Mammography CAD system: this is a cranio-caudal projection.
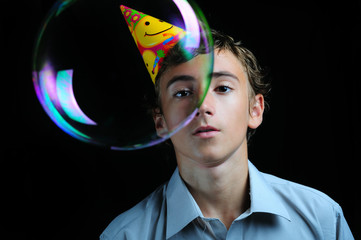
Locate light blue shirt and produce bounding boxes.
[100,161,354,239]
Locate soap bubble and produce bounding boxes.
[32,0,213,150]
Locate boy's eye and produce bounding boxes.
[174,89,193,98]
[216,85,232,93]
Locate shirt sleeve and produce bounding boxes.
[335,204,354,240]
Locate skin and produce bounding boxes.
[154,49,265,229]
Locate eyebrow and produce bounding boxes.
[166,71,239,89]
[166,75,196,89]
[212,71,239,81]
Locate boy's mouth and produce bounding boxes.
[193,125,220,138]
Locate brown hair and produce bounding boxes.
[152,29,271,141]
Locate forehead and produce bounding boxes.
[159,49,247,88]
[213,49,246,78]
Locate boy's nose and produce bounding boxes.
[195,92,215,118]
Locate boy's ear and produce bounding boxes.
[153,109,168,137]
[248,94,265,129]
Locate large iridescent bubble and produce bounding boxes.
[32,0,213,150]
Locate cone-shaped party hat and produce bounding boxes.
[120,5,186,84]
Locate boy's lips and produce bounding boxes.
[192,125,220,138]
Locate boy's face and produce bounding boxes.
[154,49,264,166]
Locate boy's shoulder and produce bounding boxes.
[100,184,167,240]
[263,171,337,202]
[261,171,343,217]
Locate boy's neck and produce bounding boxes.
[177,142,250,230]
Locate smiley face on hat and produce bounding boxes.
[120,5,186,83]
[134,15,184,48]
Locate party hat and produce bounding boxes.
[120,5,186,84]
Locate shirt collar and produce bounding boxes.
[165,161,291,238]
[247,161,291,221]
[166,169,200,239]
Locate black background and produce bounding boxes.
[1,0,360,239]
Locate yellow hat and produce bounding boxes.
[120,5,186,84]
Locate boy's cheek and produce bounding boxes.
[162,101,198,127]
[163,108,189,130]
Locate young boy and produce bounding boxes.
[100,30,354,239]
